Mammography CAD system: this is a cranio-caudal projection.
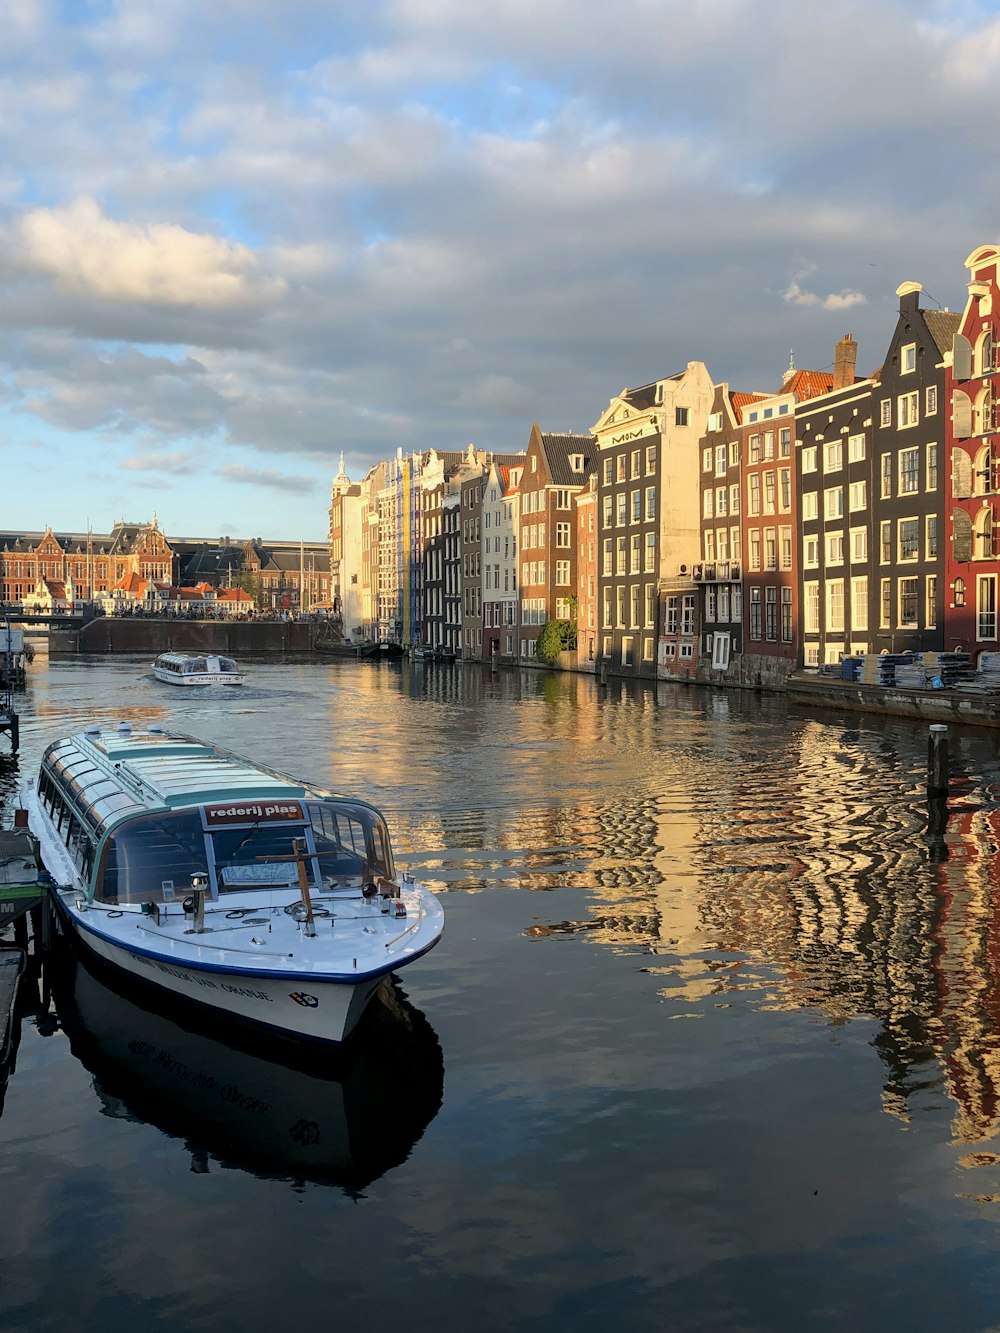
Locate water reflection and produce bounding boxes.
[47,948,444,1192]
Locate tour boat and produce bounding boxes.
[152,652,244,686]
[21,724,445,1045]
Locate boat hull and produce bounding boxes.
[50,892,402,1045]
[152,667,244,686]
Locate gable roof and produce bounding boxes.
[538,432,597,486]
[923,309,961,356]
[784,369,834,402]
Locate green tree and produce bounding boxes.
[534,618,576,666]
[233,570,263,609]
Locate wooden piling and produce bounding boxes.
[928,724,949,795]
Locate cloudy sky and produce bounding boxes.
[2,0,1000,542]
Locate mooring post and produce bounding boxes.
[928,724,949,795]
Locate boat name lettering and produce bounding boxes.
[219,1085,270,1114]
[204,801,305,826]
[220,983,272,1002]
[134,954,221,989]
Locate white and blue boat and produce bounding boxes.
[152,652,244,686]
[22,724,444,1044]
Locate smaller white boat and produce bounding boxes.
[152,651,244,686]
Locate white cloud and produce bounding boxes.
[783,281,867,312]
[7,197,286,310]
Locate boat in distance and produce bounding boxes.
[20,724,445,1044]
[152,651,244,686]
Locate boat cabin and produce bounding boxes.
[36,727,394,906]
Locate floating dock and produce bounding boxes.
[0,828,42,1067]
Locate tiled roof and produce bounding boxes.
[539,433,597,486]
[924,309,961,356]
[784,370,834,402]
[731,392,768,422]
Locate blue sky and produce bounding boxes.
[3,0,1000,542]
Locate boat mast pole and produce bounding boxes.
[291,837,316,937]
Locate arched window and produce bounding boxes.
[952,448,974,498]
[976,505,996,559]
[976,382,997,435]
[975,443,995,494]
[953,509,973,562]
[955,577,966,607]
[978,326,997,377]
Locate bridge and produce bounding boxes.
[2,608,98,627]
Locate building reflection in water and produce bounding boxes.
[321,663,1000,1160]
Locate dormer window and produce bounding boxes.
[570,454,584,472]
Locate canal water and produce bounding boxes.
[2,652,1000,1332]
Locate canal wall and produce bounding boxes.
[50,619,318,655]
[786,672,1000,728]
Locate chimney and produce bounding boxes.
[833,334,858,390]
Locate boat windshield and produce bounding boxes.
[94,800,393,904]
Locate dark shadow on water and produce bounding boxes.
[45,943,445,1193]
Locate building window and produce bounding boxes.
[779,427,791,457]
[804,581,819,634]
[645,488,656,520]
[898,518,920,561]
[681,595,695,635]
[976,506,996,559]
[926,515,938,559]
[926,385,938,416]
[665,596,678,634]
[848,433,866,462]
[849,480,867,511]
[780,527,792,570]
[748,474,761,515]
[675,407,689,427]
[730,483,740,516]
[645,532,655,572]
[898,391,919,428]
[880,578,891,628]
[556,522,571,547]
[898,577,918,627]
[764,471,776,513]
[826,579,845,633]
[851,527,868,563]
[646,445,657,474]
[926,575,937,628]
[926,443,938,491]
[824,441,843,472]
[714,444,726,476]
[899,447,920,495]
[880,399,891,427]
[881,453,892,498]
[555,560,570,585]
[702,448,712,473]
[631,491,642,523]
[765,587,777,641]
[749,587,761,640]
[826,532,845,566]
[852,576,868,632]
[824,487,844,520]
[779,468,791,511]
[901,342,916,373]
[802,492,818,521]
[781,587,792,642]
[749,434,761,462]
[954,577,965,608]
[802,447,817,473]
[804,535,819,568]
